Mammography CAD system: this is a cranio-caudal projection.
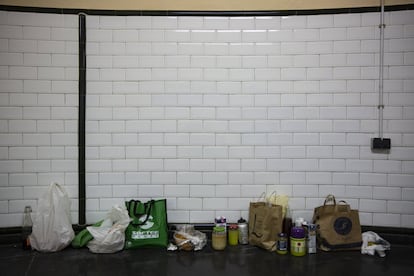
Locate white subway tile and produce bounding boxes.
[334,14,361,27]
[280,172,306,185]
[203,172,228,185]
[191,30,215,42]
[401,215,414,228]
[177,198,202,210]
[215,159,240,172]
[113,30,139,42]
[151,172,176,185]
[307,146,332,158]
[334,40,361,53]
[293,159,318,171]
[267,159,292,171]
[99,42,126,56]
[281,68,306,80]
[347,26,375,40]
[332,172,359,185]
[293,133,319,145]
[306,120,332,132]
[228,17,254,29]
[242,133,267,145]
[0,25,22,39]
[268,29,293,41]
[203,17,228,29]
[281,42,306,55]
[176,172,201,185]
[293,28,320,41]
[242,30,267,42]
[319,159,346,171]
[281,146,306,158]
[373,160,402,173]
[114,159,138,172]
[189,210,215,223]
[203,120,228,133]
[255,42,281,55]
[268,107,293,119]
[307,15,333,28]
[178,120,203,133]
[228,43,255,56]
[151,16,177,29]
[268,133,293,145]
[0,53,23,66]
[126,17,151,29]
[390,10,414,25]
[306,41,333,54]
[152,42,178,55]
[306,172,331,185]
[204,198,229,210]
[281,16,307,29]
[124,43,151,56]
[255,68,281,80]
[346,159,373,172]
[241,159,266,171]
[189,185,215,198]
[0,187,23,200]
[178,43,204,55]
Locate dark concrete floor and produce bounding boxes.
[1,243,413,276]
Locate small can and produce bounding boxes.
[276,233,288,255]
[237,217,248,245]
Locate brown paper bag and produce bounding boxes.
[248,201,283,251]
[312,195,362,251]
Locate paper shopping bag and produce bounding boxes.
[124,199,168,248]
[312,195,362,251]
[248,201,283,252]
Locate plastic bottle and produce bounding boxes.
[237,217,248,245]
[282,206,292,239]
[290,218,306,256]
[22,206,33,250]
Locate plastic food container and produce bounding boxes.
[212,226,227,250]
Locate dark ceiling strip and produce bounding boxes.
[0,4,413,16]
[78,14,86,226]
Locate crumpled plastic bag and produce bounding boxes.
[30,182,75,252]
[361,231,391,257]
[86,205,131,253]
[172,224,207,251]
[265,192,289,217]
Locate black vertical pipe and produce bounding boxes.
[78,14,86,225]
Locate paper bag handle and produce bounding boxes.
[323,194,336,206]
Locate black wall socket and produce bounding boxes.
[371,138,391,150]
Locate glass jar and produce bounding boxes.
[276,233,288,255]
[228,224,238,246]
[212,226,227,250]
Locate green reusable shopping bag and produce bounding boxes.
[124,199,168,249]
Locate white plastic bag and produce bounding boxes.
[361,231,391,257]
[30,182,75,252]
[86,205,130,253]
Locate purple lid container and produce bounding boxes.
[290,226,305,239]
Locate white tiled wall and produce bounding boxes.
[0,10,413,228]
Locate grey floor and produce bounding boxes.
[1,242,413,276]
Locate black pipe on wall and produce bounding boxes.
[78,14,86,225]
